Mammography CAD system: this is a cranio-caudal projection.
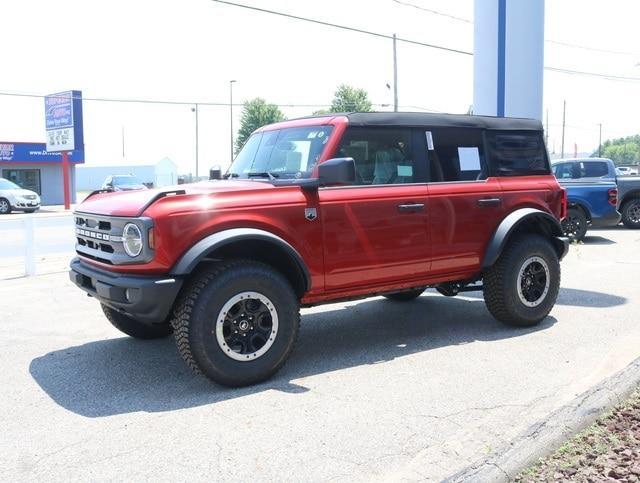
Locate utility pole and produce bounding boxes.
[545,109,549,147]
[561,100,566,158]
[192,104,199,178]
[598,123,602,157]
[392,33,398,112]
[230,80,237,163]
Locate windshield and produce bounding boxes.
[112,175,142,186]
[0,178,19,190]
[227,125,334,179]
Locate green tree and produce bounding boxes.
[595,134,640,165]
[235,98,286,153]
[329,84,373,113]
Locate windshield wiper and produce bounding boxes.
[223,172,239,179]
[247,171,280,180]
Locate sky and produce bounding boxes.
[0,0,639,174]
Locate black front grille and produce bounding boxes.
[74,212,153,265]
[75,215,115,257]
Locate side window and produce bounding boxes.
[554,163,575,179]
[335,127,414,185]
[426,128,487,182]
[486,130,549,176]
[582,161,609,178]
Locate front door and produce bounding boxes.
[319,127,430,292]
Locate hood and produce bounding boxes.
[76,180,276,217]
[13,189,39,198]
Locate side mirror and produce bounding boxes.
[209,166,222,180]
[318,157,356,186]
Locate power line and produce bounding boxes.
[0,90,442,111]
[544,67,640,83]
[212,0,640,83]
[390,0,471,23]
[209,0,473,56]
[546,39,639,57]
[390,0,639,57]
[0,91,331,108]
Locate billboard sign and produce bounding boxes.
[0,142,84,163]
[44,90,84,152]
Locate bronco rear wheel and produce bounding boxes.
[171,260,300,387]
[383,288,425,301]
[101,304,173,339]
[483,234,560,327]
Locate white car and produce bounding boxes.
[616,166,638,176]
[0,178,41,214]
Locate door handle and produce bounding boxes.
[397,203,425,212]
[477,198,502,207]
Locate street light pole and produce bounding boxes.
[392,33,398,112]
[193,104,199,178]
[560,100,566,158]
[598,123,602,157]
[230,80,237,163]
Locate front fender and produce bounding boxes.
[170,228,311,291]
[482,208,567,268]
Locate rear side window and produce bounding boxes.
[426,128,487,182]
[580,161,608,178]
[486,131,549,176]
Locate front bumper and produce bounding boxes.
[69,257,183,324]
[12,200,40,209]
[589,210,622,228]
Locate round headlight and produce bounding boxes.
[122,223,143,257]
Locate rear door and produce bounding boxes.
[424,127,505,276]
[319,126,430,291]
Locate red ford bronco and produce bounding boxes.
[70,112,568,386]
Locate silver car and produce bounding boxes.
[0,178,41,214]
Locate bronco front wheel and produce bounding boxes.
[483,234,560,327]
[171,260,300,387]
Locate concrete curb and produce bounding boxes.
[445,356,640,482]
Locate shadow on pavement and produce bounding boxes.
[462,286,626,309]
[581,235,615,245]
[30,295,556,418]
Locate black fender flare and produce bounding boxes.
[171,228,311,292]
[481,208,567,268]
[566,201,591,222]
[620,189,640,207]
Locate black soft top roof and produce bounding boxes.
[341,112,542,131]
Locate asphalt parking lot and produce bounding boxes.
[2,227,639,481]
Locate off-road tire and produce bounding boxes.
[621,197,640,229]
[101,304,173,339]
[171,260,300,387]
[383,288,425,301]
[0,198,11,214]
[561,207,588,242]
[483,234,560,327]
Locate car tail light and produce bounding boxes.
[560,187,567,220]
[608,188,618,206]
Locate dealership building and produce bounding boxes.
[0,142,83,205]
